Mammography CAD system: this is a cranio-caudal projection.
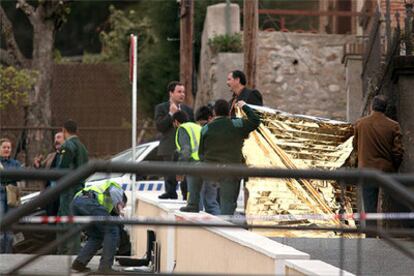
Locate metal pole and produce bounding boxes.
[131,34,138,220]
[2,162,414,230]
[2,167,414,186]
[243,0,258,88]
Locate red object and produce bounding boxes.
[129,35,135,83]
[41,216,49,224]
[258,9,364,17]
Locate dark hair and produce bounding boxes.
[63,120,78,134]
[172,111,189,124]
[167,81,183,94]
[122,193,128,204]
[231,70,246,86]
[372,95,387,113]
[195,106,213,122]
[214,99,230,117]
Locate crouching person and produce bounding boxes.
[71,180,127,273]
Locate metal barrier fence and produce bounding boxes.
[1,161,414,275]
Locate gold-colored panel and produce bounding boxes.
[238,106,357,238]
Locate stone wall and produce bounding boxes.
[257,32,356,120]
[196,4,358,121]
[195,3,240,109]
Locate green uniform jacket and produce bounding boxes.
[58,135,89,215]
[199,105,260,164]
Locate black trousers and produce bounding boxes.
[163,155,178,195]
[162,155,188,199]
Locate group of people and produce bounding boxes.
[0,121,89,253]
[0,67,406,271]
[1,120,125,273]
[154,70,263,215]
[155,69,406,225]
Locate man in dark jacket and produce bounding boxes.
[57,119,89,254]
[353,95,404,228]
[227,70,263,207]
[227,70,263,117]
[199,99,260,215]
[34,131,64,216]
[154,81,194,199]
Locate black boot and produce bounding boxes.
[158,192,178,199]
[71,260,91,272]
[180,205,199,213]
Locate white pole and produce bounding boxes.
[131,34,138,219]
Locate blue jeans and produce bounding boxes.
[1,185,13,253]
[362,185,379,228]
[71,196,120,270]
[200,180,220,215]
[218,177,241,215]
[186,174,220,215]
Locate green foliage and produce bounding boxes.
[0,66,37,109]
[208,33,243,54]
[86,5,157,63]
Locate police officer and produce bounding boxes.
[57,120,88,254]
[173,110,220,214]
[71,180,127,273]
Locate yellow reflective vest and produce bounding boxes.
[175,122,201,161]
[75,180,122,213]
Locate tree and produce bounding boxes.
[83,5,157,63]
[0,65,37,109]
[1,0,71,163]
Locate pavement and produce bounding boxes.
[272,237,414,276]
[0,254,151,275]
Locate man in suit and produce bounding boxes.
[57,119,89,254]
[227,70,263,117]
[34,131,64,216]
[353,95,404,228]
[154,81,194,199]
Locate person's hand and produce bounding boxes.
[116,202,125,216]
[33,155,43,168]
[236,100,246,108]
[169,102,179,114]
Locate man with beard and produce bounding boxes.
[34,131,64,216]
[227,70,263,117]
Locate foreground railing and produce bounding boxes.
[1,161,413,275]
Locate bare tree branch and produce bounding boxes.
[0,5,27,67]
[0,49,16,66]
[16,0,35,20]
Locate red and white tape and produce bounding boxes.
[19,212,414,224]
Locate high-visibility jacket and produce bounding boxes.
[175,122,202,161]
[75,180,122,213]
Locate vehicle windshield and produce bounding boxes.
[86,144,149,182]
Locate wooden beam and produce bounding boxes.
[180,0,194,107]
[243,0,258,88]
[319,0,329,33]
[258,9,365,17]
